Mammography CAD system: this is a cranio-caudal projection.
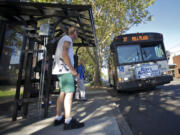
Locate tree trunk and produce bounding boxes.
[86,46,101,86]
[92,47,101,86]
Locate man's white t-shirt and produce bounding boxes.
[52,35,74,75]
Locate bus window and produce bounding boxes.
[155,45,164,58]
[117,45,142,64]
[142,44,165,61]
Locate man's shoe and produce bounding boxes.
[81,98,87,101]
[64,118,84,130]
[54,116,65,126]
[49,101,53,105]
[74,98,80,101]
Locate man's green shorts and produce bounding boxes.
[58,73,75,93]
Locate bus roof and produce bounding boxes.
[116,32,162,37]
[110,32,164,52]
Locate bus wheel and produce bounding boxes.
[147,86,156,90]
[151,86,157,90]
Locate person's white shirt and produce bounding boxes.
[52,35,74,75]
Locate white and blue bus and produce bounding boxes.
[109,32,173,91]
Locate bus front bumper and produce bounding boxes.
[117,75,173,91]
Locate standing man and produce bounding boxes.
[52,27,84,130]
[76,60,87,101]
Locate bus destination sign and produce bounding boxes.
[123,35,149,42]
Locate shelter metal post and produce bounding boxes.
[0,22,6,58]
[12,31,27,121]
[43,53,50,118]
[22,37,34,117]
[74,46,81,68]
[89,9,98,46]
[44,26,56,118]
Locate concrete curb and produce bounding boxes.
[107,90,134,135]
[113,104,134,135]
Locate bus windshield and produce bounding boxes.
[117,45,142,64]
[117,43,166,64]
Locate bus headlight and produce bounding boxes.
[124,77,129,81]
[118,77,122,82]
[163,72,167,75]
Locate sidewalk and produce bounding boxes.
[0,88,133,135]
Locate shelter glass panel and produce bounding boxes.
[0,25,23,86]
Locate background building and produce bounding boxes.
[173,55,180,78]
[167,44,180,78]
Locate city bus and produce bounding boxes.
[109,32,173,91]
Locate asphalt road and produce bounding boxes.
[110,79,180,135]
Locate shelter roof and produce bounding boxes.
[0,1,97,47]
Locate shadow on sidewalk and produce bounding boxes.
[0,88,121,135]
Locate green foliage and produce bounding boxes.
[0,86,23,104]
[0,86,17,98]
[0,90,16,98]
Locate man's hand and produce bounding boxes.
[71,69,78,76]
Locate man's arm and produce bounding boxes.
[62,41,77,76]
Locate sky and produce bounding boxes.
[127,0,180,55]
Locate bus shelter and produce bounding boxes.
[0,1,97,121]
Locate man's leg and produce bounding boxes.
[54,75,65,126]
[64,92,73,120]
[79,79,86,99]
[64,91,85,130]
[75,80,80,100]
[54,92,65,126]
[56,92,65,116]
[54,73,84,129]
[61,74,84,130]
